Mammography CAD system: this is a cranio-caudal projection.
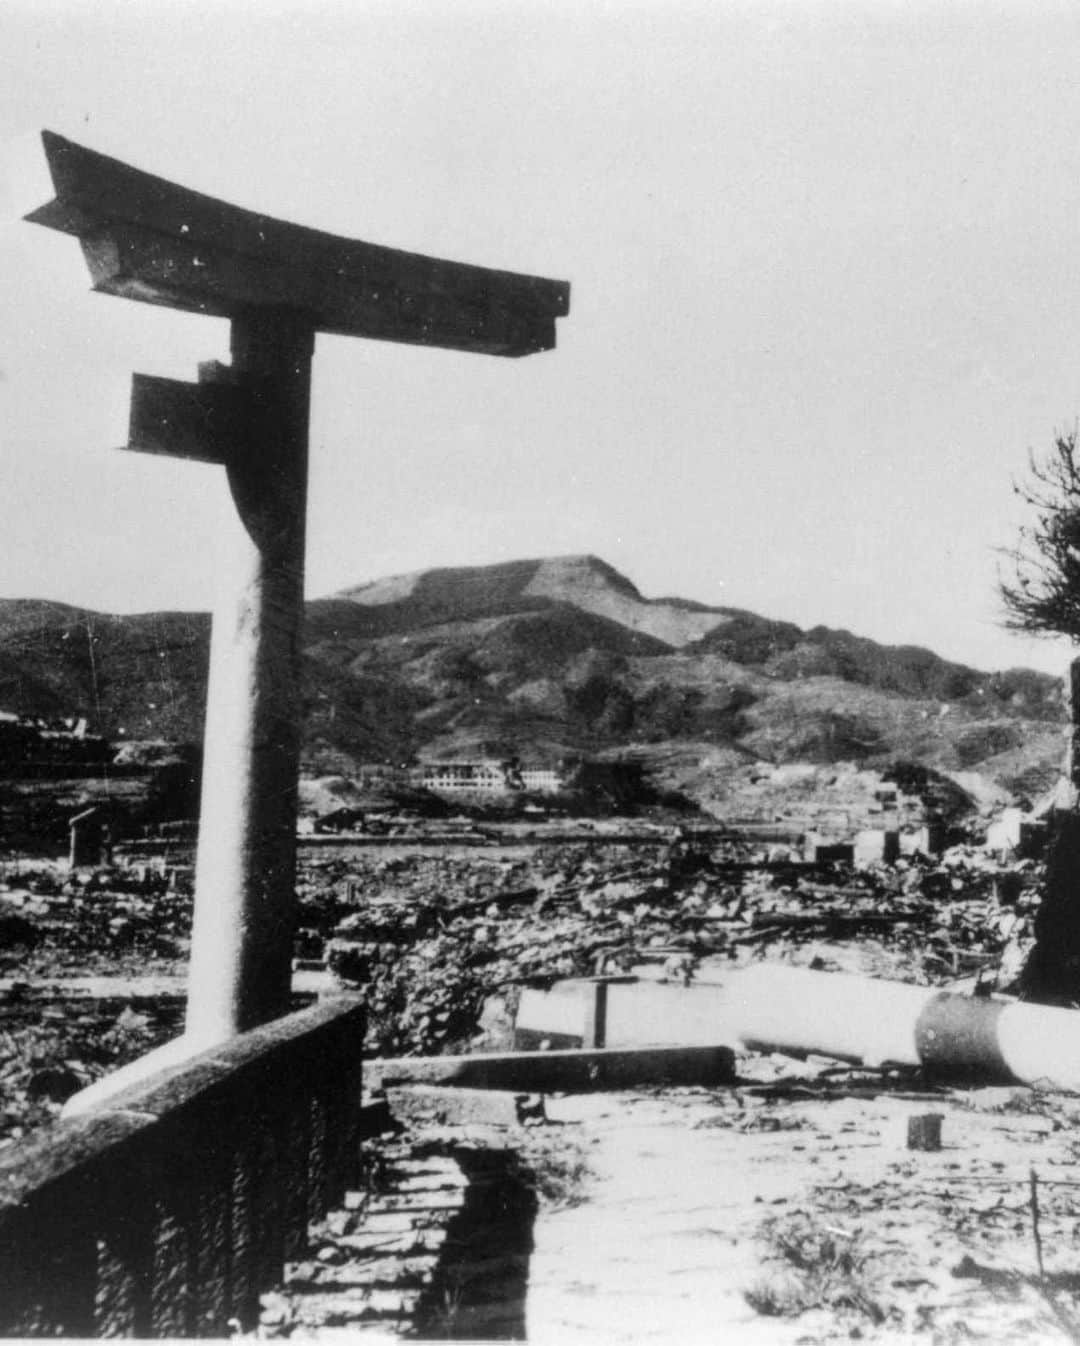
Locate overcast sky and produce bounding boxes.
[2,0,1080,675]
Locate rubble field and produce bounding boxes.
[5,831,1080,1341]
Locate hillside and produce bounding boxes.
[0,557,1065,800]
[0,602,210,742]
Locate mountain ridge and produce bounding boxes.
[0,556,1064,799]
[334,554,743,647]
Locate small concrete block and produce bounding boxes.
[321,1209,358,1237]
[312,1256,437,1290]
[398,1171,469,1192]
[807,842,855,864]
[369,1289,421,1315]
[853,830,900,866]
[357,1211,422,1234]
[386,1084,524,1128]
[334,1231,423,1256]
[366,1190,466,1213]
[907,1113,943,1151]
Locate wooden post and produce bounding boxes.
[582,980,609,1049]
[185,310,314,1047]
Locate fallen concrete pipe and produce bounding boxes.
[731,963,1080,1092]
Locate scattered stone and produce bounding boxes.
[113,1006,151,1033]
[0,912,38,950]
[26,1064,84,1103]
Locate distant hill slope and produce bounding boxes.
[337,554,735,646]
[0,557,1065,797]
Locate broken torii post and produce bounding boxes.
[28,131,569,1058]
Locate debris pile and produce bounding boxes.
[326,842,1043,1057]
[0,836,1046,1137]
[0,988,181,1145]
[0,861,193,977]
[0,860,191,1144]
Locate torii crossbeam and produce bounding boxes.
[28,131,569,1053]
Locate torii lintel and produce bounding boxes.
[26,130,570,357]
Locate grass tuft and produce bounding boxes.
[744,1214,887,1325]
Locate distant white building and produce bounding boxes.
[520,767,562,793]
[416,759,565,795]
[418,760,512,793]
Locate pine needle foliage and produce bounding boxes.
[1001,428,1080,641]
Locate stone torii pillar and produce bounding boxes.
[28,131,569,1052]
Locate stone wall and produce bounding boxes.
[0,996,364,1336]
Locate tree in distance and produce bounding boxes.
[1000,427,1080,641]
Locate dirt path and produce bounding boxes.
[525,1067,1080,1345]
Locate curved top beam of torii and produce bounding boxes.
[26,130,570,357]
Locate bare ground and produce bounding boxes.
[525,1071,1080,1345]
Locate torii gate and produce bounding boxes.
[28,131,569,1053]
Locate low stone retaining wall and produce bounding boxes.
[0,995,364,1337]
